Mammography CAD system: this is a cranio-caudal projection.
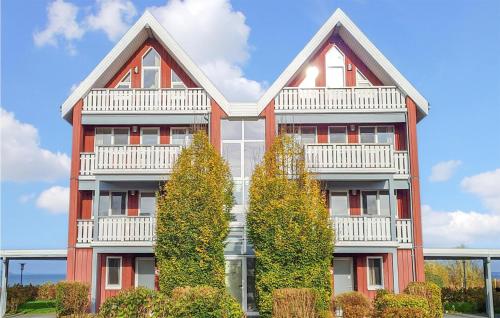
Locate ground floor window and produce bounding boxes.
[135,257,155,289]
[224,256,257,314]
[367,256,384,290]
[105,256,122,289]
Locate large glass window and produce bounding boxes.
[141,128,159,145]
[171,127,193,147]
[142,48,160,89]
[106,257,122,289]
[362,191,390,216]
[171,70,186,89]
[140,192,156,216]
[329,126,347,143]
[95,128,129,147]
[356,70,372,87]
[325,46,345,88]
[286,126,317,145]
[98,191,126,216]
[360,126,394,145]
[359,127,376,144]
[246,258,257,312]
[330,192,349,216]
[367,257,383,290]
[225,259,243,305]
[116,71,131,89]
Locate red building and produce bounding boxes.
[62,9,428,314]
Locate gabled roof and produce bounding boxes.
[256,8,429,118]
[61,11,230,121]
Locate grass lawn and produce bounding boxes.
[15,300,56,314]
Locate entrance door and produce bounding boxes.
[333,258,354,295]
[135,257,155,289]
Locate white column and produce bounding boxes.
[484,257,494,318]
[392,250,399,293]
[388,178,397,242]
[90,250,99,313]
[93,181,101,242]
[0,257,9,318]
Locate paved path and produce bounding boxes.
[445,313,499,318]
[6,314,56,318]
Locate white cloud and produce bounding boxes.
[33,0,85,51]
[36,186,70,214]
[429,160,462,182]
[0,108,71,182]
[148,0,265,102]
[461,168,500,213]
[422,205,500,248]
[86,0,137,41]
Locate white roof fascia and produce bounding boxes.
[255,8,429,116]
[61,11,230,120]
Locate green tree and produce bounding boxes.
[247,134,334,317]
[155,131,234,294]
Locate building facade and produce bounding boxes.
[63,9,428,314]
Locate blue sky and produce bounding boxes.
[1,0,499,274]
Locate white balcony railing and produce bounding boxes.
[79,145,182,175]
[333,216,392,241]
[275,87,406,112]
[98,216,155,242]
[396,219,413,243]
[305,144,409,174]
[76,220,93,243]
[83,88,210,113]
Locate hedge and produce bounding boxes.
[98,287,159,317]
[272,288,319,318]
[247,135,334,318]
[334,291,371,318]
[155,131,234,295]
[55,281,89,317]
[6,284,39,313]
[37,282,57,300]
[375,293,429,318]
[405,281,443,318]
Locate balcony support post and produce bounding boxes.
[388,178,397,242]
[93,180,101,242]
[391,249,400,293]
[90,249,99,313]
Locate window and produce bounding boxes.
[142,48,160,89]
[225,259,243,305]
[325,46,345,88]
[171,70,186,89]
[106,256,122,289]
[141,128,159,145]
[139,192,156,216]
[367,257,384,290]
[171,127,193,147]
[329,126,347,143]
[95,128,130,147]
[359,126,394,145]
[98,191,127,216]
[356,70,372,87]
[330,192,349,216]
[116,71,132,89]
[361,191,390,216]
[299,66,319,88]
[246,258,257,312]
[286,126,317,145]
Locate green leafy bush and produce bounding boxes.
[6,284,39,312]
[165,286,244,318]
[441,287,484,312]
[247,135,334,318]
[334,291,371,318]
[375,293,429,318]
[155,131,234,295]
[55,281,89,317]
[405,282,443,318]
[37,282,57,300]
[272,288,319,318]
[444,301,478,313]
[98,287,159,318]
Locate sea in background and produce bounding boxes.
[8,273,66,286]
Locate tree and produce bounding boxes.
[247,134,334,317]
[155,131,234,294]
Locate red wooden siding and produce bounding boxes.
[80,191,93,219]
[210,101,226,152]
[395,123,407,151]
[98,254,135,307]
[397,249,414,291]
[355,253,393,298]
[260,101,276,150]
[349,192,361,216]
[74,248,93,284]
[397,190,410,219]
[127,192,139,216]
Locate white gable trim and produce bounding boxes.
[255,8,429,117]
[61,11,229,120]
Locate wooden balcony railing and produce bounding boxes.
[79,145,181,176]
[333,216,412,243]
[83,88,210,113]
[275,86,406,112]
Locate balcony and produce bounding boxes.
[333,216,412,244]
[79,145,181,177]
[275,86,406,113]
[76,217,155,244]
[82,88,210,114]
[304,144,409,176]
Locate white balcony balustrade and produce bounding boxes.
[333,216,412,243]
[79,145,181,176]
[275,87,406,112]
[83,88,210,113]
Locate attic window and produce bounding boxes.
[325,46,345,88]
[356,70,372,87]
[171,70,186,89]
[142,48,160,89]
[116,71,131,89]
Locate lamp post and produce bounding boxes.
[20,263,26,285]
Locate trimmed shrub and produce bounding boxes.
[98,287,159,318]
[6,284,39,312]
[247,135,334,318]
[334,291,371,318]
[272,288,319,318]
[375,293,429,318]
[441,287,484,312]
[443,301,478,314]
[166,286,244,318]
[155,131,234,295]
[55,281,89,317]
[405,281,443,318]
[38,282,57,300]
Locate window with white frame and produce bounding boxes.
[330,192,349,216]
[106,256,122,289]
[361,191,390,216]
[329,126,347,143]
[98,191,127,216]
[142,48,160,89]
[299,66,319,88]
[95,128,129,147]
[171,70,186,89]
[359,126,394,145]
[285,126,317,145]
[325,46,345,88]
[367,257,384,290]
[116,71,132,89]
[141,128,159,145]
[356,69,372,87]
[171,127,193,146]
[139,192,156,216]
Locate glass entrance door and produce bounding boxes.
[135,257,155,289]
